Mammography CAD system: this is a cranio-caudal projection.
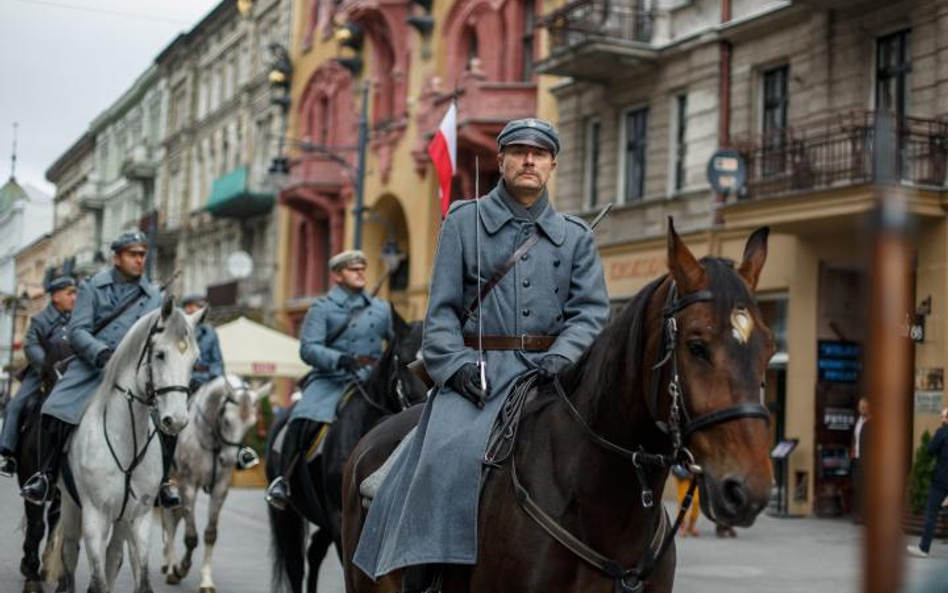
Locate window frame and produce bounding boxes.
[618,105,649,204]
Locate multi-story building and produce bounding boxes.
[275,0,555,330]
[86,65,168,278]
[46,133,102,278]
[156,0,289,320]
[0,172,53,384]
[12,233,53,373]
[538,0,948,516]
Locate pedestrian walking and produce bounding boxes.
[673,464,700,537]
[907,407,948,558]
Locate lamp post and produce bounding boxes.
[5,290,29,399]
[352,80,370,250]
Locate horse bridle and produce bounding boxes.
[105,318,193,520]
[347,352,415,415]
[195,381,253,490]
[507,280,771,593]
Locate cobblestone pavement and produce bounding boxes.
[0,474,944,592]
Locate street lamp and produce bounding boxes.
[4,290,29,399]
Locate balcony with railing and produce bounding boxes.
[725,112,948,229]
[536,0,655,80]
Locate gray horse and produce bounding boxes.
[47,297,200,593]
[161,374,271,593]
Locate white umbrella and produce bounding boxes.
[215,316,307,378]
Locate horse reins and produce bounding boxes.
[505,280,770,593]
[195,380,250,491]
[104,318,193,520]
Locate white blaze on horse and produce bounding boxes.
[161,374,271,593]
[47,297,201,593]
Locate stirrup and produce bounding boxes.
[265,476,290,511]
[236,446,260,470]
[0,455,16,477]
[159,482,182,509]
[21,473,49,506]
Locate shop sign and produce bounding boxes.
[706,149,747,196]
[913,368,943,414]
[817,340,861,383]
[823,407,855,431]
[252,362,276,375]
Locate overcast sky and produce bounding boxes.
[1,0,224,194]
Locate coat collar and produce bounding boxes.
[40,303,68,326]
[327,284,369,306]
[89,267,160,298]
[479,182,566,246]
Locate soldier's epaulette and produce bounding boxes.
[563,213,593,232]
[89,269,113,287]
[446,198,477,217]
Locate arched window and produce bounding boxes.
[465,26,479,70]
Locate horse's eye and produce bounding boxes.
[156,351,166,361]
[687,340,710,361]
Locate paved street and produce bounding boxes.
[0,473,945,593]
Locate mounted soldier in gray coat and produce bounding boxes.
[181,294,224,392]
[352,118,610,591]
[266,249,393,510]
[20,232,183,508]
[0,276,77,476]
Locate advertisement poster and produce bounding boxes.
[915,367,944,415]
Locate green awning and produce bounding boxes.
[205,166,274,218]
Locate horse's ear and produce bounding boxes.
[666,217,706,293]
[253,381,274,404]
[738,226,770,291]
[161,295,174,320]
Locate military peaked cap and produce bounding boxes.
[497,118,560,156]
[48,276,76,293]
[329,249,367,271]
[110,231,148,253]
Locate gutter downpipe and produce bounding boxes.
[716,0,732,225]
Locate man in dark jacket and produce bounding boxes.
[0,276,77,476]
[181,294,224,392]
[907,408,948,557]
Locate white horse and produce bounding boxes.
[48,297,201,593]
[161,374,271,593]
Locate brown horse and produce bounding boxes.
[342,221,775,593]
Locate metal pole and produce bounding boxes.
[353,81,370,250]
[6,295,19,398]
[864,113,909,593]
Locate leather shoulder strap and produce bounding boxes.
[462,229,541,325]
[326,303,371,346]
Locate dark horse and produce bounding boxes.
[15,335,73,593]
[268,309,427,593]
[342,221,775,593]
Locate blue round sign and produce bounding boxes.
[706,149,747,196]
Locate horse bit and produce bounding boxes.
[105,318,192,520]
[504,281,771,593]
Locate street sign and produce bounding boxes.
[706,149,747,196]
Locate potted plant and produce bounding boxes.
[904,430,948,536]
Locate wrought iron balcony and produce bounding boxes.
[733,112,948,200]
[536,0,655,80]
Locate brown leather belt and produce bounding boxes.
[463,335,556,351]
[356,356,378,367]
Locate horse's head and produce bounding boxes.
[137,295,202,435]
[663,219,774,527]
[203,375,270,467]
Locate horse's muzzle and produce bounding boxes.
[160,414,190,435]
[701,473,768,528]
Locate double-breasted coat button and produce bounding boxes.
[522,309,530,317]
[555,287,560,294]
[523,279,531,288]
[553,259,561,267]
[521,253,529,261]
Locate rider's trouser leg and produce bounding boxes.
[20,415,72,503]
[401,564,436,593]
[159,431,177,483]
[279,419,320,478]
[0,390,35,455]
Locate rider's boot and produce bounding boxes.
[158,432,182,509]
[0,447,16,477]
[20,416,71,505]
[266,419,311,511]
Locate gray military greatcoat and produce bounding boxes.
[192,323,224,389]
[42,268,162,426]
[0,304,71,452]
[290,285,393,424]
[354,182,610,577]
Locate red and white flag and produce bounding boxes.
[427,103,457,216]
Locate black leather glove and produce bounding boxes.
[448,363,489,409]
[95,349,113,369]
[536,354,571,385]
[337,354,360,374]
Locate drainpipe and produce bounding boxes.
[715,0,732,225]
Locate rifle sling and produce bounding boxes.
[462,229,541,325]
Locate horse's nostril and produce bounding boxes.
[162,416,174,428]
[722,477,749,511]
